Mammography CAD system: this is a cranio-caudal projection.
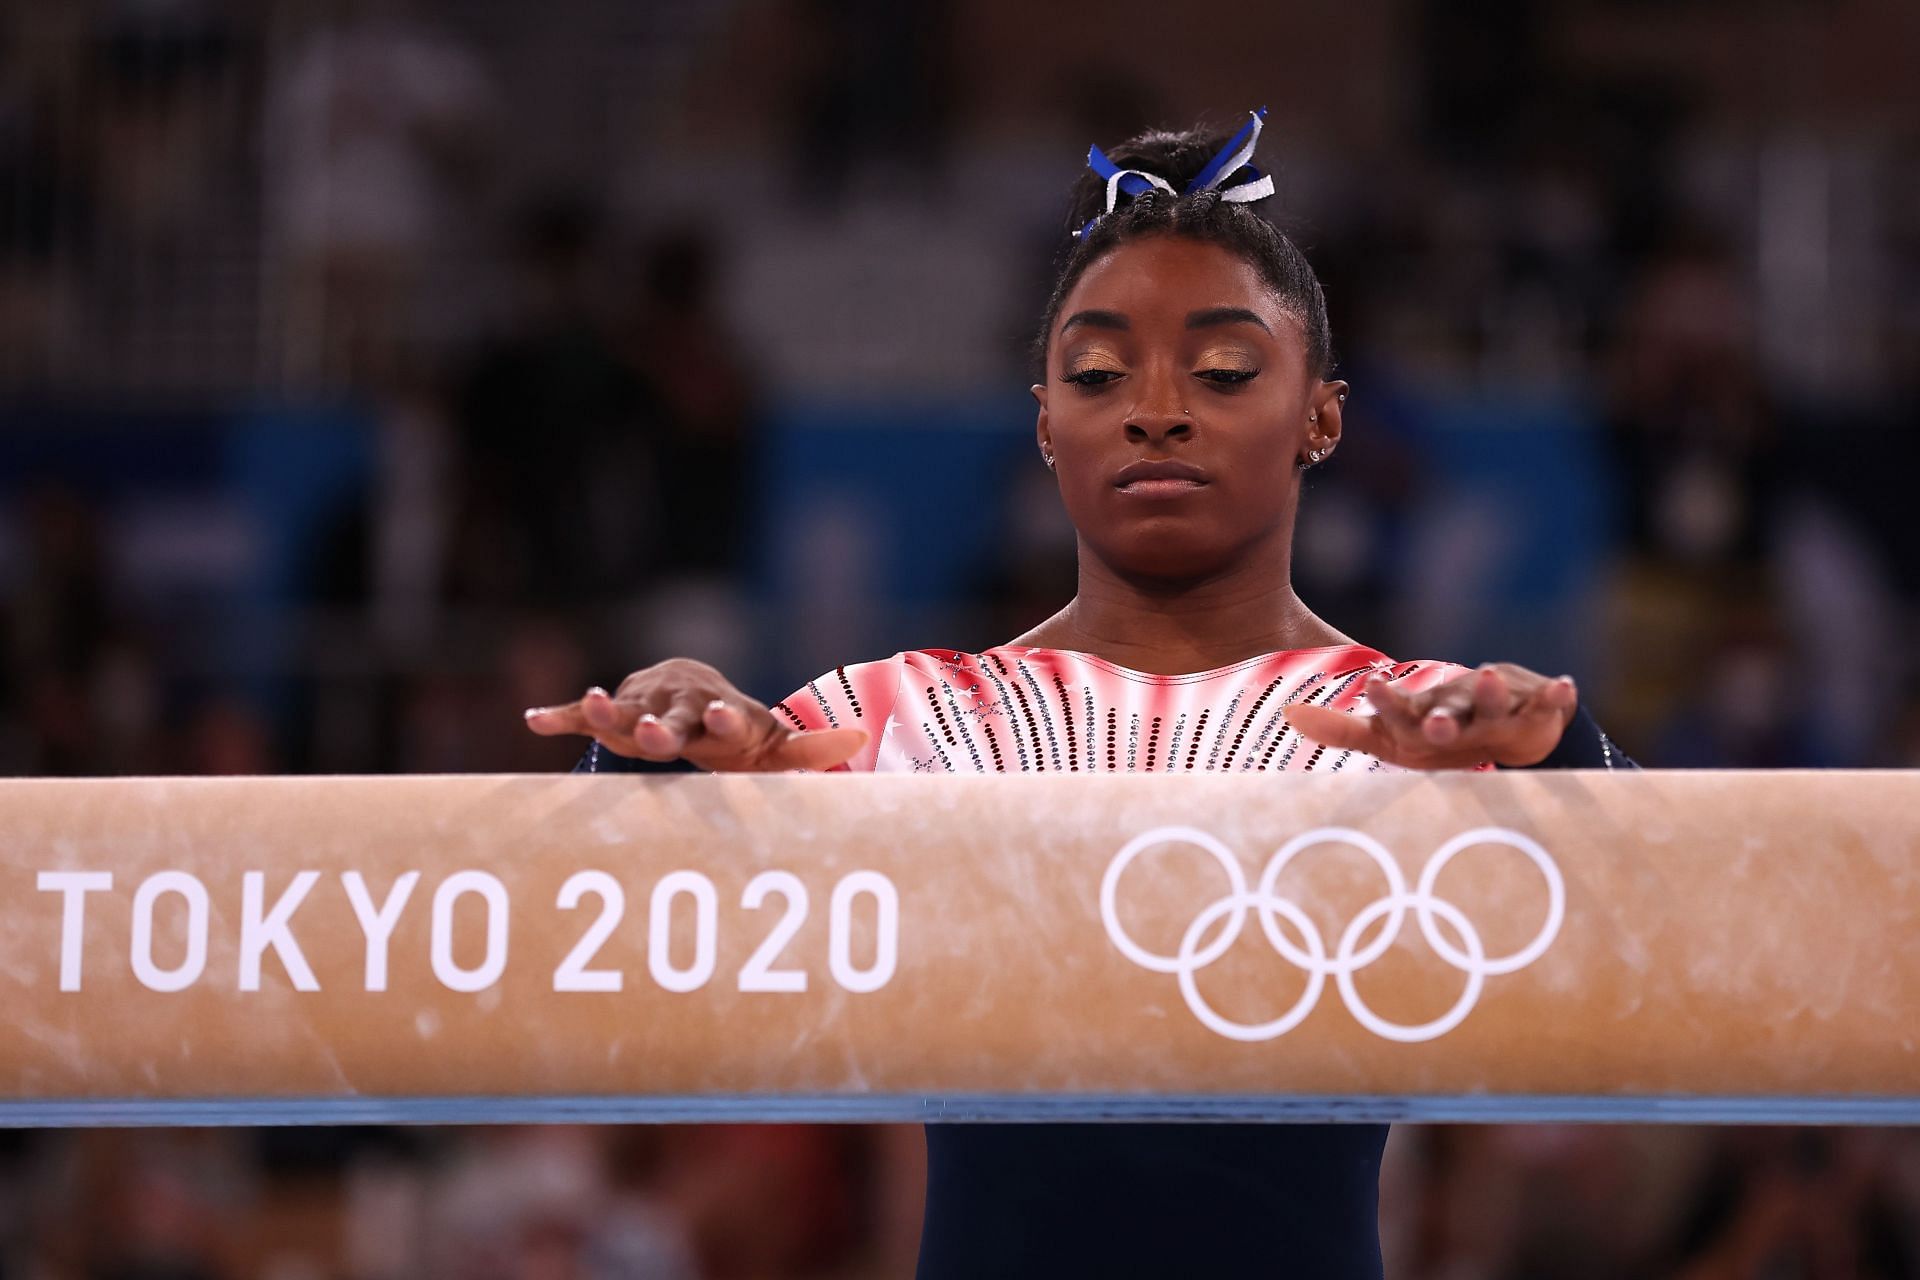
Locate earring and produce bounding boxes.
[1309,412,1318,422]
[1307,448,1326,464]
[1042,450,1056,470]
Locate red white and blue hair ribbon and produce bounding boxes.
[1075,107,1277,240]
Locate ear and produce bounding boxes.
[1032,382,1051,459]
[1306,378,1348,462]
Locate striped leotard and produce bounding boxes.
[768,643,1498,776]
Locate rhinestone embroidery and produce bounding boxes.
[765,648,1539,777]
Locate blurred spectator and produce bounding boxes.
[1606,231,1780,575]
[451,194,662,609]
[266,1,493,385]
[788,0,957,204]
[625,227,759,581]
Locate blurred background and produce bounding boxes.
[1,0,1916,1275]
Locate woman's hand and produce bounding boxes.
[1282,663,1578,769]
[523,657,868,772]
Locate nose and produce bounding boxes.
[1123,366,1192,446]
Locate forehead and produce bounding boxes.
[1055,235,1291,337]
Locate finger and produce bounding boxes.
[1407,675,1479,747]
[581,686,627,735]
[1361,674,1422,737]
[1491,674,1575,727]
[700,698,758,749]
[764,726,869,771]
[681,698,795,770]
[634,695,705,758]
[1516,677,1574,718]
[1282,703,1390,756]
[1471,666,1510,722]
[523,700,589,737]
[1433,666,1518,749]
[1422,704,1462,746]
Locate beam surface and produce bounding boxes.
[3,771,1915,1123]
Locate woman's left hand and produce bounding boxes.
[1282,663,1578,769]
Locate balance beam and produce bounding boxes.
[3,771,1916,1125]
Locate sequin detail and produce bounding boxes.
[1053,675,1081,772]
[835,667,863,718]
[770,647,1497,777]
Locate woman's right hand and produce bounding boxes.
[523,657,867,772]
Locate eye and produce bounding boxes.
[1063,369,1122,387]
[1197,368,1259,385]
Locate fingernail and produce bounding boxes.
[637,713,659,727]
[523,707,549,720]
[706,700,728,713]
[586,686,609,699]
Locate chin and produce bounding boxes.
[1093,527,1242,583]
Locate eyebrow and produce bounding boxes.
[1060,309,1129,334]
[1185,306,1272,334]
[1059,307,1273,336]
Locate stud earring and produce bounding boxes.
[1307,448,1326,464]
[1042,450,1056,470]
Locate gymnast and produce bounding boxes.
[528,108,1634,1278]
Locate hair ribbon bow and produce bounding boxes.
[1075,107,1277,239]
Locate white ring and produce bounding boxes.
[1335,893,1486,1042]
[1176,894,1325,1042]
[1255,827,1406,973]
[1100,826,1247,975]
[1100,825,1563,1042]
[1416,827,1563,975]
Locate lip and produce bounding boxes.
[1113,459,1211,489]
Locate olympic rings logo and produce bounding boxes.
[1099,826,1563,1043]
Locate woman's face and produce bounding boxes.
[1035,234,1344,582]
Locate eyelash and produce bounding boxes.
[1061,369,1260,387]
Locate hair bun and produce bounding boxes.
[1063,127,1223,232]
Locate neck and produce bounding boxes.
[1010,533,1355,675]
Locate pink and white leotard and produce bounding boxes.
[770,644,1494,775]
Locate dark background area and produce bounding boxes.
[1,0,1916,1275]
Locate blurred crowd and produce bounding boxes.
[1,0,1917,1276]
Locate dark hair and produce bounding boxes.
[1032,123,1333,381]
